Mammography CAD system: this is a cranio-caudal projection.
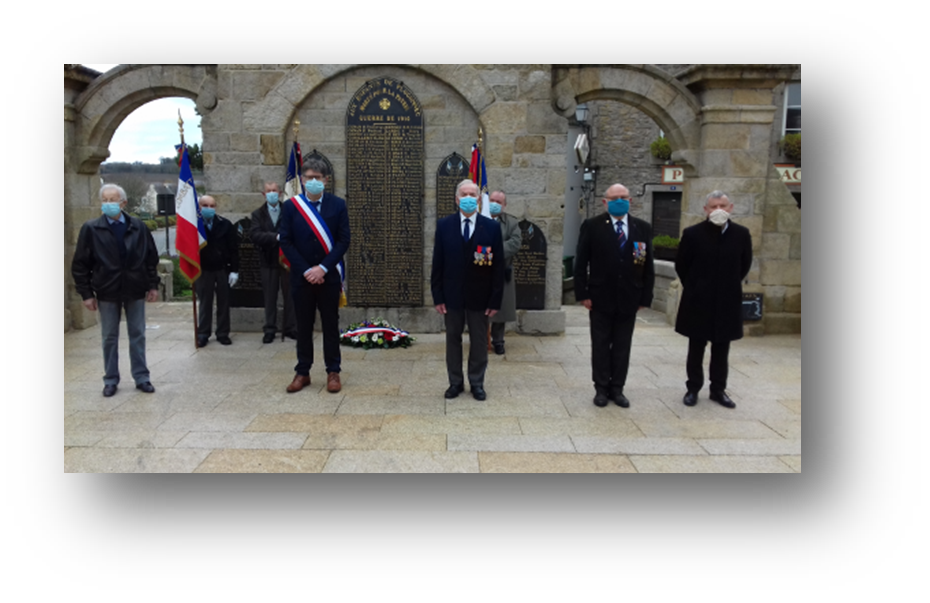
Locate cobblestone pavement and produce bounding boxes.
[64,303,801,472]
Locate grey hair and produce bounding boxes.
[456,179,478,198]
[705,190,729,203]
[99,183,127,202]
[303,157,330,177]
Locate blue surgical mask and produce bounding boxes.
[266,192,279,205]
[459,196,478,214]
[201,207,216,220]
[607,198,630,217]
[101,202,121,218]
[305,179,325,195]
[489,202,502,216]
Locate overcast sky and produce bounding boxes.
[84,64,203,164]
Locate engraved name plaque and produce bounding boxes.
[346,77,425,307]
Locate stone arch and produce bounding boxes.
[240,64,495,137]
[73,64,217,174]
[552,65,702,169]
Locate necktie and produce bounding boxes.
[463,218,470,241]
[616,220,626,248]
[312,201,320,213]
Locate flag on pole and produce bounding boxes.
[469,143,491,218]
[284,141,304,200]
[174,143,206,283]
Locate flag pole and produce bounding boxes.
[477,126,496,351]
[282,119,300,342]
[179,111,199,350]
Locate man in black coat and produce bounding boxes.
[71,183,160,397]
[431,179,505,401]
[574,183,655,408]
[195,195,239,347]
[675,190,753,409]
[249,181,296,344]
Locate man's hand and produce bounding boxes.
[146,289,159,302]
[435,304,447,315]
[304,266,326,284]
[82,297,98,312]
[582,299,592,310]
[228,272,239,287]
[485,309,498,317]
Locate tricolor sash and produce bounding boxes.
[290,194,347,307]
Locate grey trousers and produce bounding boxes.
[444,309,490,388]
[98,298,149,386]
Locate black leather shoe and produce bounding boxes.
[471,386,487,401]
[613,393,630,408]
[444,385,464,399]
[710,391,736,409]
[683,391,698,406]
[197,336,209,348]
[593,393,609,407]
[217,336,232,345]
[263,333,275,344]
[136,382,155,393]
[284,331,299,340]
[493,342,505,355]
[103,384,117,397]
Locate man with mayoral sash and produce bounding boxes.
[279,158,350,394]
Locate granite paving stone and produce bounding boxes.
[478,452,637,473]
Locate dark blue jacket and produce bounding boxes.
[430,212,505,312]
[279,193,351,287]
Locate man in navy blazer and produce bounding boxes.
[431,179,505,401]
[279,158,351,394]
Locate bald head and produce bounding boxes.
[199,195,216,209]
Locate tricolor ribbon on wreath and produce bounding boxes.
[290,193,347,308]
[342,325,411,340]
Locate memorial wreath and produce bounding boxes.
[339,318,415,350]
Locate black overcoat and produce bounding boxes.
[674,219,752,342]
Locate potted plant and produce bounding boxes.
[652,235,679,261]
[650,136,672,162]
[779,133,801,161]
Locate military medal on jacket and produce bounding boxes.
[474,245,493,266]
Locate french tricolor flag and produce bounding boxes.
[174,144,206,283]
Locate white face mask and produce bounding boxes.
[709,208,730,226]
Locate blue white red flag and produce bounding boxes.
[469,143,491,218]
[284,141,304,200]
[174,143,206,283]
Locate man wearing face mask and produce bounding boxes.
[71,183,160,397]
[574,183,655,408]
[675,190,752,409]
[431,179,505,401]
[250,182,296,344]
[194,195,239,348]
[279,159,351,394]
[488,190,521,355]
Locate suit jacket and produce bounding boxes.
[199,215,239,273]
[249,203,284,269]
[574,212,655,315]
[279,193,351,287]
[675,219,752,342]
[431,212,505,312]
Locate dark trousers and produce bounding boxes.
[292,280,341,376]
[195,269,230,339]
[589,308,636,396]
[444,309,490,388]
[490,321,505,345]
[686,338,730,394]
[260,265,295,336]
